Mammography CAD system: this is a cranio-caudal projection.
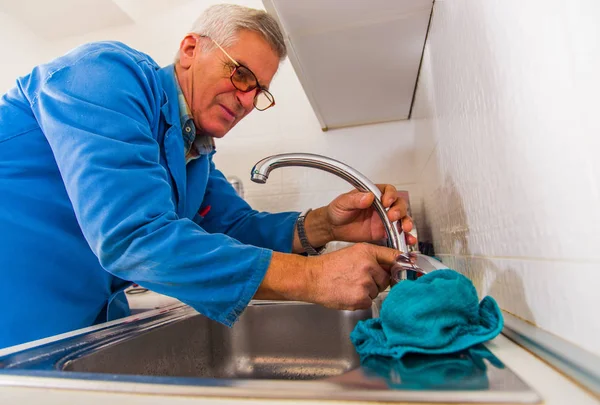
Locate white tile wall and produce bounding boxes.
[413,0,600,355]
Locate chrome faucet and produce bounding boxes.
[250,153,425,283]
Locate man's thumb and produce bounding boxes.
[370,245,402,267]
[357,192,374,208]
[335,191,372,211]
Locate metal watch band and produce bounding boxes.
[297,208,322,256]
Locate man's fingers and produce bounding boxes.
[375,184,398,208]
[387,199,408,220]
[367,281,379,300]
[401,217,413,232]
[396,217,417,246]
[406,233,418,246]
[369,266,391,292]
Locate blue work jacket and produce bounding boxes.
[0,41,298,349]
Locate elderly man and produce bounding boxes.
[0,4,415,349]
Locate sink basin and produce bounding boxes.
[62,302,369,380]
[0,298,540,403]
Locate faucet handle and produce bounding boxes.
[390,253,426,285]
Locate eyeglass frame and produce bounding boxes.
[198,34,275,111]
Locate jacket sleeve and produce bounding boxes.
[27,45,271,326]
[199,157,299,253]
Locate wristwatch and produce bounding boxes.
[297,209,324,256]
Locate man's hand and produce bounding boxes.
[257,244,401,310]
[325,184,417,246]
[306,243,401,310]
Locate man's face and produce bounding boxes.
[178,30,280,138]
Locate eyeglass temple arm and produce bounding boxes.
[199,34,239,67]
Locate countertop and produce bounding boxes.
[1,291,598,405]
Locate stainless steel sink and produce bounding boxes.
[61,302,368,380]
[0,298,541,403]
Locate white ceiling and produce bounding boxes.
[0,0,193,40]
[263,0,433,130]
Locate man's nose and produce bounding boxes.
[236,89,256,112]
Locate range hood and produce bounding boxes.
[263,0,433,130]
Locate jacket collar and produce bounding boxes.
[157,64,180,127]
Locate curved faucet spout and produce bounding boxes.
[251,153,424,282]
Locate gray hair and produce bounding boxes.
[176,4,287,62]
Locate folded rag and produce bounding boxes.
[361,344,504,390]
[350,269,503,362]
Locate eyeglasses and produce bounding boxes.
[200,35,275,111]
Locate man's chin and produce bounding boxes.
[199,123,231,139]
[210,130,228,139]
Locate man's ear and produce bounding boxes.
[178,34,199,69]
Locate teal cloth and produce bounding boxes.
[350,270,503,362]
[362,344,504,390]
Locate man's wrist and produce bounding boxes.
[256,252,312,301]
[303,207,334,249]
